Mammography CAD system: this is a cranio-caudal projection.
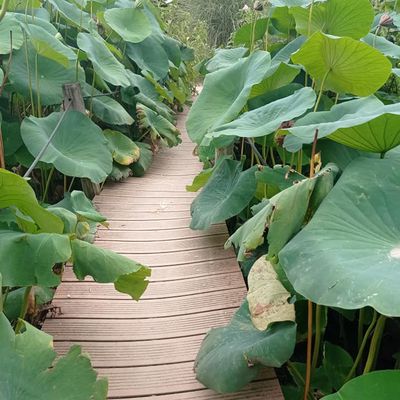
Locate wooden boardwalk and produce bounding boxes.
[43,111,283,399]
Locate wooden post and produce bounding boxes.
[62,83,101,199]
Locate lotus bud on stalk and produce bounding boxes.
[253,0,263,11]
[379,14,394,27]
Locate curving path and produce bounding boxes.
[43,110,284,399]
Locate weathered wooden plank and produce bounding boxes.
[56,272,245,299]
[52,288,246,319]
[44,309,237,341]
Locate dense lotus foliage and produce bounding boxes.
[187,0,400,398]
[0,0,193,396]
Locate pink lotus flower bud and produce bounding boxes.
[379,14,394,27]
[253,0,263,11]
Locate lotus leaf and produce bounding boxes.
[362,33,400,59]
[208,87,316,139]
[280,157,400,316]
[126,34,170,81]
[71,239,151,300]
[0,15,23,54]
[137,103,181,147]
[284,96,400,153]
[0,313,107,399]
[190,159,257,230]
[187,51,271,145]
[194,300,296,393]
[291,0,374,39]
[104,7,152,43]
[104,130,140,166]
[48,0,91,30]
[0,230,71,287]
[205,48,248,73]
[77,33,130,87]
[8,41,83,106]
[247,256,295,331]
[0,169,63,233]
[233,19,269,47]
[322,371,400,400]
[131,142,153,177]
[21,111,112,183]
[292,32,392,96]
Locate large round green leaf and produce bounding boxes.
[280,157,400,316]
[104,7,152,43]
[48,0,91,30]
[322,371,400,400]
[190,159,257,230]
[291,0,374,39]
[23,23,77,67]
[0,14,23,54]
[0,230,71,287]
[21,111,112,183]
[0,314,107,399]
[292,32,392,96]
[362,33,400,59]
[284,96,400,153]
[8,41,83,106]
[126,33,170,81]
[103,129,140,165]
[208,87,316,139]
[205,48,248,73]
[77,33,130,87]
[0,169,63,233]
[187,51,271,145]
[233,18,269,47]
[194,300,296,393]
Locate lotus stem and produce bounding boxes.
[312,304,324,369]
[15,286,32,334]
[304,0,315,86]
[358,308,366,349]
[250,11,257,53]
[43,166,55,202]
[303,300,314,400]
[345,310,378,383]
[0,0,10,23]
[363,314,387,374]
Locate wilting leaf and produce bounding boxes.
[190,159,257,230]
[21,111,112,183]
[0,313,107,399]
[247,256,295,331]
[292,32,392,96]
[104,130,140,165]
[195,301,296,393]
[71,239,150,300]
[137,103,181,147]
[131,142,153,177]
[280,157,400,316]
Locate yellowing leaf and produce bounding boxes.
[247,256,295,331]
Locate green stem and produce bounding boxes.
[358,308,366,349]
[0,0,10,23]
[43,166,55,202]
[67,176,76,192]
[312,304,324,369]
[14,286,32,334]
[304,0,315,86]
[23,32,35,116]
[363,314,387,374]
[35,52,41,117]
[250,11,257,53]
[345,310,378,383]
